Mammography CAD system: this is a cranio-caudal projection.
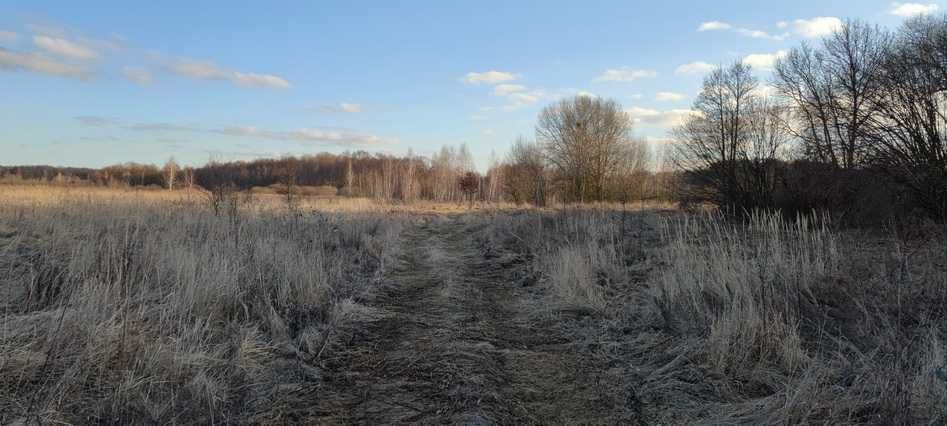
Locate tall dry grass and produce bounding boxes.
[492,206,946,424]
[0,186,404,423]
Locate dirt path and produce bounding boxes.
[301,214,634,424]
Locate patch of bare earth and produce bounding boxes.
[294,215,634,424]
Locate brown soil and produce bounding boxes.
[290,215,638,424]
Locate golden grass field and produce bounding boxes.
[1,184,945,424]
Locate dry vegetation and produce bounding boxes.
[490,207,946,424]
[0,185,406,423]
[1,185,945,424]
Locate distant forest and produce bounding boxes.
[0,145,675,205]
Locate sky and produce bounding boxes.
[0,1,940,170]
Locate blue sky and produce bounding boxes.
[0,0,939,170]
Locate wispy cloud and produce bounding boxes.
[463,70,518,84]
[315,103,364,113]
[493,84,526,96]
[122,67,152,85]
[231,72,292,89]
[211,126,392,147]
[128,122,200,132]
[74,115,117,126]
[742,50,789,71]
[777,17,842,38]
[33,35,98,60]
[699,21,786,40]
[735,28,786,40]
[889,2,939,17]
[656,92,685,102]
[81,118,394,147]
[0,47,92,79]
[675,61,717,75]
[167,57,291,89]
[595,68,657,82]
[698,21,731,31]
[626,107,700,129]
[500,89,544,111]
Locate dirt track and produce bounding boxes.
[301,214,638,424]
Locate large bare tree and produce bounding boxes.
[774,20,889,169]
[862,15,947,218]
[673,62,789,209]
[536,95,634,202]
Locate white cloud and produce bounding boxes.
[494,83,526,95]
[33,35,98,60]
[736,28,786,40]
[501,90,544,110]
[128,122,200,132]
[168,58,227,80]
[508,92,540,103]
[890,2,939,17]
[0,47,92,79]
[487,83,544,111]
[742,50,788,71]
[698,21,731,31]
[168,57,290,89]
[576,90,597,98]
[0,31,16,43]
[123,67,152,85]
[656,91,686,102]
[121,120,392,147]
[675,61,717,75]
[630,93,643,100]
[317,103,364,113]
[463,70,518,84]
[232,72,291,89]
[470,114,487,121]
[482,128,495,136]
[626,107,700,129]
[786,17,842,38]
[216,126,391,147]
[595,67,657,82]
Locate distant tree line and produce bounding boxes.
[0,165,99,184]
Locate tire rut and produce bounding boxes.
[304,215,628,424]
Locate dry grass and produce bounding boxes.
[2,184,944,423]
[640,212,946,424]
[0,185,405,423]
[491,207,946,424]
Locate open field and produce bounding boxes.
[1,185,945,424]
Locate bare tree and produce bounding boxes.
[504,136,546,206]
[774,20,889,169]
[862,15,947,218]
[485,150,505,203]
[609,137,651,205]
[163,157,178,191]
[344,155,354,196]
[673,62,789,209]
[537,95,633,202]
